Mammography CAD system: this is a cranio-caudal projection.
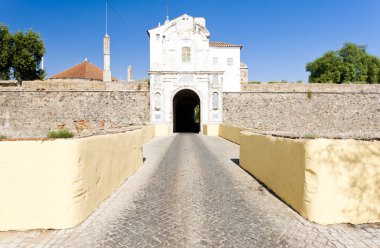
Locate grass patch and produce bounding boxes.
[0,135,7,140]
[47,129,74,139]
[303,133,318,139]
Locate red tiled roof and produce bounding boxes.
[50,60,117,81]
[209,41,242,48]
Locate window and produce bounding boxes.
[213,57,218,64]
[156,34,160,40]
[182,47,191,63]
[227,58,233,66]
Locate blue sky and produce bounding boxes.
[1,0,379,82]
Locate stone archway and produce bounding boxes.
[173,89,200,133]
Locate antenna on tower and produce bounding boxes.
[105,0,108,35]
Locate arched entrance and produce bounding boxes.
[173,89,200,133]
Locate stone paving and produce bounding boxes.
[0,134,379,247]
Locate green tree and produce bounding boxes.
[0,23,45,82]
[338,43,368,82]
[0,24,13,80]
[367,56,380,83]
[306,43,380,84]
[12,30,45,82]
[306,51,343,83]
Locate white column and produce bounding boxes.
[127,66,133,81]
[103,34,111,82]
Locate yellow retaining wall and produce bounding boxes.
[142,125,155,143]
[218,124,246,144]
[0,129,143,231]
[202,124,220,136]
[240,131,380,224]
[154,123,171,136]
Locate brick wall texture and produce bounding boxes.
[224,84,380,139]
[0,91,150,138]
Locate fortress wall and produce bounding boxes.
[224,84,380,139]
[2,82,380,139]
[0,90,150,138]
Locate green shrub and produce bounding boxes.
[47,129,74,139]
[0,135,7,140]
[306,90,312,99]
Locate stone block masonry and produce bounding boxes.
[0,91,150,138]
[224,84,380,139]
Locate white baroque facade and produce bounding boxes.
[148,14,244,132]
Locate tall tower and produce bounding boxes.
[128,65,133,81]
[103,0,111,82]
[103,34,111,82]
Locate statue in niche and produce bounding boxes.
[212,92,219,110]
[154,92,161,111]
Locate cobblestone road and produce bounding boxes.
[0,134,379,247]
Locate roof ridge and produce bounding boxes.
[210,41,243,48]
[50,60,118,81]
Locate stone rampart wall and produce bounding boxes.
[224,84,380,139]
[2,82,380,139]
[0,91,150,138]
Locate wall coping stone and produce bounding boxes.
[241,129,380,141]
[239,83,380,93]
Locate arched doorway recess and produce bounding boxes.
[173,89,200,133]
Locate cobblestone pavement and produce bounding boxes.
[0,134,379,247]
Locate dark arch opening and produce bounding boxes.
[173,89,200,133]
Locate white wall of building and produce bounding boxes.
[148,14,243,129]
[209,47,241,92]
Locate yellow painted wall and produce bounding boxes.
[0,129,143,231]
[72,129,143,226]
[202,124,220,136]
[240,132,307,215]
[218,124,246,144]
[0,140,79,230]
[154,123,171,136]
[142,125,155,143]
[240,131,380,224]
[305,139,380,224]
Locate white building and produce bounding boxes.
[148,14,245,132]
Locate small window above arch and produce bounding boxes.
[182,47,191,63]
